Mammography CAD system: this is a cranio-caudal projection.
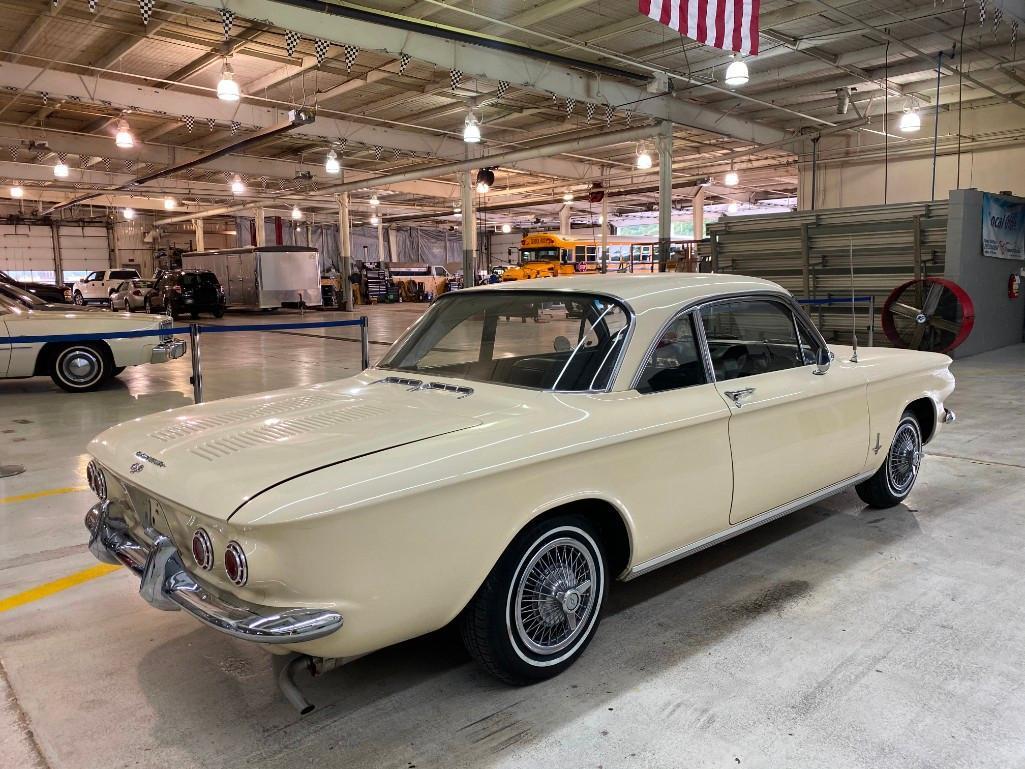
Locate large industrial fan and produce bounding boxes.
[882,277,975,353]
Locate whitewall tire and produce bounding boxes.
[49,344,110,392]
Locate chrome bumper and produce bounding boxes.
[151,338,186,364]
[943,408,956,424]
[85,501,342,644]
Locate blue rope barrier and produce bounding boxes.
[6,318,365,345]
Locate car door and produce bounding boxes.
[0,297,13,375]
[698,296,870,524]
[83,271,106,300]
[622,311,734,558]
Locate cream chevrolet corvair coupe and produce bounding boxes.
[84,274,954,706]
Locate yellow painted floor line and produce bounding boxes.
[0,486,87,505]
[0,563,120,614]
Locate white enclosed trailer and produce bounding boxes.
[182,246,322,309]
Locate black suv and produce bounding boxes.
[149,269,226,319]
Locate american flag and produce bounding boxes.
[640,0,760,55]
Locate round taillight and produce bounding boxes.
[224,541,247,586]
[191,529,214,570]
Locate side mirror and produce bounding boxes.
[813,347,832,375]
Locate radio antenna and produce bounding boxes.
[849,237,859,363]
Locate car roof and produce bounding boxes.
[462,273,788,315]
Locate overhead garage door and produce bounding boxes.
[58,224,111,283]
[0,223,58,284]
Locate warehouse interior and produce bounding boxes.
[2,1,1024,767]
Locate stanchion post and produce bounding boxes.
[189,323,204,404]
[868,295,875,347]
[360,316,370,370]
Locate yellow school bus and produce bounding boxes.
[502,233,698,280]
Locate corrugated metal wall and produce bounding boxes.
[705,201,949,345]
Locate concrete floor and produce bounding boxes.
[1,307,1022,769]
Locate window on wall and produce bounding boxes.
[4,270,58,284]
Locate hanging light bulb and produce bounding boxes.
[10,184,24,198]
[369,213,381,226]
[899,101,921,133]
[369,194,380,207]
[562,191,574,203]
[475,167,495,194]
[114,117,134,148]
[217,58,241,102]
[501,223,512,234]
[635,142,653,170]
[724,56,749,87]
[724,169,739,186]
[163,196,176,210]
[325,149,340,174]
[123,207,136,220]
[230,174,245,194]
[597,214,604,225]
[291,204,302,220]
[463,110,481,143]
[53,160,69,178]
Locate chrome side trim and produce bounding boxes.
[624,470,875,580]
[85,501,343,644]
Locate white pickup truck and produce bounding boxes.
[72,268,141,306]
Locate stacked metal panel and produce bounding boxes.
[704,201,949,346]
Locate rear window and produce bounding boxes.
[180,272,219,287]
[110,270,140,280]
[133,280,155,288]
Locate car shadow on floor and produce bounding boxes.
[131,492,924,767]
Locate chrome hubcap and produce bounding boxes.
[64,352,99,383]
[514,537,596,655]
[887,422,921,495]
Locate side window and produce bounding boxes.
[794,311,823,364]
[636,313,707,394]
[700,299,804,381]
[85,271,102,282]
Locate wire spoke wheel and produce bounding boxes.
[513,537,597,656]
[887,420,922,496]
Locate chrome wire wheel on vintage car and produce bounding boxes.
[886,418,922,497]
[512,537,597,656]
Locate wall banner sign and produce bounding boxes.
[982,193,1025,260]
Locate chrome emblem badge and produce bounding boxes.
[134,451,166,468]
[130,462,144,474]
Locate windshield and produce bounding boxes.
[379,291,630,391]
[0,285,46,306]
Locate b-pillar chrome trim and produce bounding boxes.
[625,471,876,579]
[85,500,342,643]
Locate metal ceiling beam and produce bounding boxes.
[0,62,599,180]
[163,24,270,86]
[8,0,63,64]
[176,0,788,145]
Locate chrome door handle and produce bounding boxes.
[724,387,756,407]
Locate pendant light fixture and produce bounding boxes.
[475,167,495,194]
[501,223,512,234]
[369,213,381,226]
[562,191,574,203]
[291,204,302,220]
[724,56,749,87]
[217,58,241,102]
[324,149,340,174]
[635,141,653,170]
[369,194,380,207]
[122,207,136,220]
[10,183,24,198]
[899,99,921,133]
[230,174,245,194]
[724,166,739,186]
[163,196,176,209]
[53,160,69,178]
[463,110,481,143]
[115,116,134,148]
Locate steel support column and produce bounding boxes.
[600,167,609,274]
[337,194,352,310]
[657,122,673,272]
[254,206,267,246]
[193,220,205,251]
[460,171,476,287]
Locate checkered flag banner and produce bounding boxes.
[1012,19,1019,50]
[219,8,235,39]
[372,145,383,160]
[450,69,463,91]
[285,30,300,57]
[123,159,133,172]
[41,92,48,106]
[139,0,154,25]
[565,98,576,116]
[496,80,509,99]
[35,151,47,162]
[8,146,17,161]
[183,115,194,132]
[552,92,559,104]
[993,2,1002,31]
[399,53,411,75]
[979,0,986,27]
[207,117,216,130]
[230,120,241,136]
[102,157,111,171]
[585,103,596,123]
[314,39,330,66]
[57,152,66,164]
[88,0,97,12]
[343,45,359,73]
[604,104,614,127]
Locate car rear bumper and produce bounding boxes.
[84,501,343,644]
[150,339,186,364]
